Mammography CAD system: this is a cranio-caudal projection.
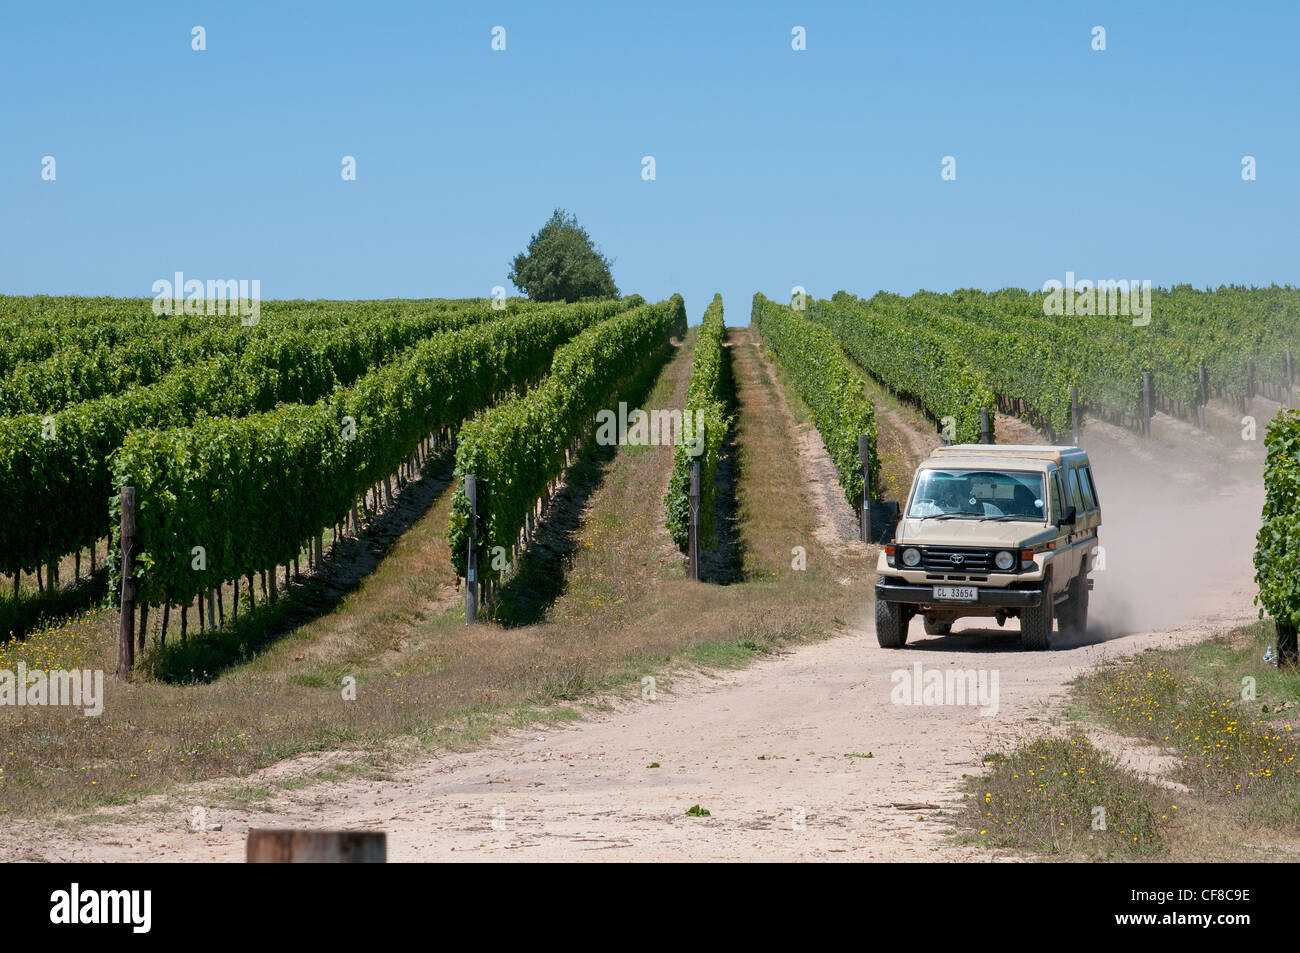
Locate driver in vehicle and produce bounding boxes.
[909,476,966,518]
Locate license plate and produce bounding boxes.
[933,586,978,602]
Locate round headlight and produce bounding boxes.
[901,547,922,567]
[994,550,1015,571]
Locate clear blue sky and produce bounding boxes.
[2,1,1297,323]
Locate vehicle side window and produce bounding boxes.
[1078,466,1097,511]
[1066,468,1084,513]
[1081,466,1099,507]
[1049,470,1063,520]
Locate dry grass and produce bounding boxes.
[956,734,1169,859]
[0,326,870,818]
[955,621,1300,862]
[1072,622,1300,859]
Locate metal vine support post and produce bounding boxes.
[465,474,478,624]
[688,458,701,581]
[859,433,872,544]
[116,486,137,679]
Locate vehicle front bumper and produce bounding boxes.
[875,579,1044,608]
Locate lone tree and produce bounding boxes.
[508,209,619,302]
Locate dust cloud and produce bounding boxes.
[1084,433,1265,639]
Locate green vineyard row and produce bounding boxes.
[447,296,687,582]
[872,287,1299,424]
[814,286,1299,438]
[111,300,634,607]
[885,289,1202,418]
[752,294,880,508]
[0,299,633,576]
[808,292,996,445]
[0,298,544,415]
[860,292,1075,437]
[0,295,509,339]
[1255,410,1300,636]
[665,294,731,553]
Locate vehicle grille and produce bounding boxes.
[920,546,996,573]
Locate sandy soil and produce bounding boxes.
[0,380,1270,863]
[2,597,1255,863]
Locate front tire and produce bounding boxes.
[1020,571,1054,650]
[876,598,911,648]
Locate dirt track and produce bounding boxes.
[4,584,1257,863]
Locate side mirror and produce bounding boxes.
[1059,505,1077,526]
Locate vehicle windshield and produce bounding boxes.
[907,468,1046,521]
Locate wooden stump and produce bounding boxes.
[246,829,386,863]
[1278,623,1298,670]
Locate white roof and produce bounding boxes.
[926,444,1088,466]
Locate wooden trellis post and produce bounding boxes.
[1286,350,1294,409]
[1198,364,1209,429]
[688,459,701,581]
[859,434,872,544]
[465,475,478,624]
[1278,623,1298,671]
[1141,372,1153,437]
[116,487,137,679]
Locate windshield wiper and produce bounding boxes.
[934,511,983,520]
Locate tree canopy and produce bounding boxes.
[508,209,619,302]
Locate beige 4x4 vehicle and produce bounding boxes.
[874,444,1101,650]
